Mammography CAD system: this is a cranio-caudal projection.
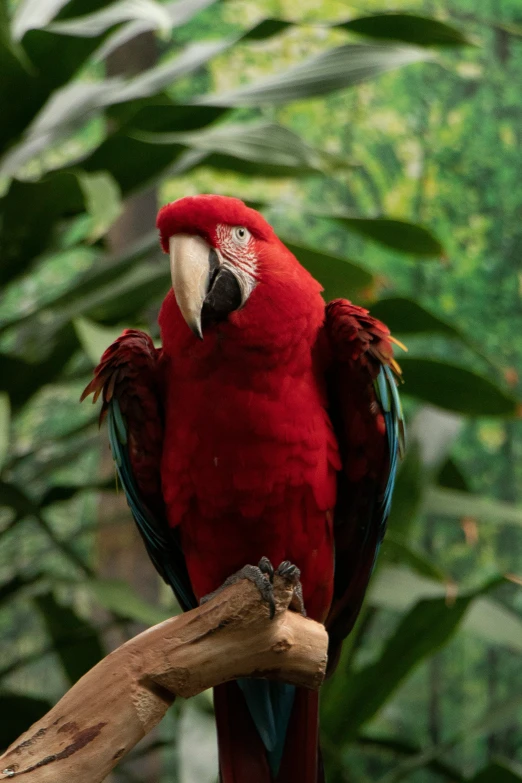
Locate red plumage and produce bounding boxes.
[83,194,403,782]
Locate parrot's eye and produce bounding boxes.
[232,226,250,244]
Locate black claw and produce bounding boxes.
[276,561,306,617]
[258,556,275,582]
[276,561,301,582]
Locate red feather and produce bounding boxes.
[276,689,323,783]
[214,682,272,783]
[82,329,164,503]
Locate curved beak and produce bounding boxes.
[169,234,211,340]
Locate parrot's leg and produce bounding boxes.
[200,558,306,620]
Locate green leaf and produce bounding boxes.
[0,573,42,607]
[251,203,445,257]
[331,216,444,257]
[369,298,500,372]
[386,442,424,538]
[0,107,222,284]
[489,20,522,38]
[163,0,218,27]
[371,565,522,653]
[38,478,114,508]
[65,262,169,324]
[1,230,158,335]
[19,433,100,485]
[437,457,471,492]
[2,263,166,373]
[241,18,293,41]
[82,106,225,195]
[0,0,32,69]
[0,172,85,285]
[0,479,39,517]
[1,0,121,150]
[11,0,70,40]
[0,326,77,409]
[110,99,224,133]
[0,393,10,473]
[77,171,122,242]
[0,481,92,574]
[74,317,122,365]
[423,487,522,526]
[369,565,448,612]
[381,534,448,582]
[0,693,52,750]
[399,357,518,415]
[355,734,466,782]
[136,122,335,177]
[195,43,431,106]
[469,762,522,782]
[46,0,172,38]
[464,598,522,654]
[85,579,171,625]
[283,240,373,300]
[40,485,88,507]
[94,0,220,61]
[109,38,233,104]
[379,695,522,783]
[323,577,503,742]
[337,13,473,48]
[0,167,122,288]
[0,80,124,178]
[409,406,463,470]
[1,40,230,179]
[370,297,459,336]
[34,592,104,684]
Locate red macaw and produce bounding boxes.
[82,194,404,783]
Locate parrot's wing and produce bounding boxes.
[323,299,405,669]
[81,329,197,612]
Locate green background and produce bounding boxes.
[1,0,522,781]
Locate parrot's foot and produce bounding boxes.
[200,558,277,617]
[276,561,306,617]
[199,557,306,619]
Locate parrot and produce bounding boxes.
[82,194,405,783]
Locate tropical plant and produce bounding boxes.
[1,0,522,781]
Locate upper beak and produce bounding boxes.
[169,234,213,340]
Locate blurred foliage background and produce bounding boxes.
[2,0,522,781]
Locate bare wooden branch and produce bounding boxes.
[0,576,328,782]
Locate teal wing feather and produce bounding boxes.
[107,398,196,612]
[237,679,295,777]
[374,363,405,532]
[82,329,196,613]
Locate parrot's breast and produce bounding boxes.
[161,354,339,621]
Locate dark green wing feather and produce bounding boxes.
[107,398,196,611]
[82,329,196,612]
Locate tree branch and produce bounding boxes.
[0,576,328,782]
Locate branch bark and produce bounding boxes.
[0,577,328,782]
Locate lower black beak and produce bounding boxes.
[201,262,242,329]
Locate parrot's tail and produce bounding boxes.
[214,681,323,783]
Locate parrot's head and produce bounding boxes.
[156,194,324,356]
